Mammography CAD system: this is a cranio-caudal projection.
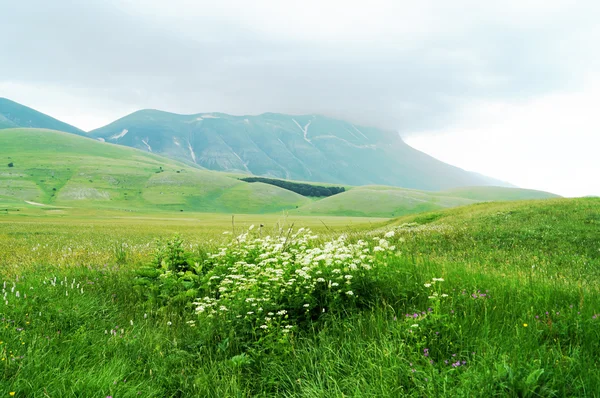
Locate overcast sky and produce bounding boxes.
[1,0,599,197]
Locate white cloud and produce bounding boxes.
[405,78,600,197]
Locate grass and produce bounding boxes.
[1,197,599,396]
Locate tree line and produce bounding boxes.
[240,177,345,197]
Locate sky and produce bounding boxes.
[1,0,599,197]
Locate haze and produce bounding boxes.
[1,0,598,197]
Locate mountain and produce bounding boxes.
[0,128,310,213]
[0,98,86,136]
[89,109,511,191]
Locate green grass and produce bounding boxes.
[0,128,311,213]
[1,198,599,396]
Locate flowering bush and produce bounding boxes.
[194,227,399,341]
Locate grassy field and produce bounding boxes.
[1,197,599,396]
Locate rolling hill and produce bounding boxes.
[0,128,310,213]
[88,109,511,191]
[0,98,86,135]
[293,185,559,217]
[0,128,559,217]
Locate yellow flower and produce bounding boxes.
[523,323,528,327]
[10,393,16,397]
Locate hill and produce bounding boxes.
[0,98,86,135]
[89,109,510,191]
[294,185,558,217]
[0,128,310,213]
[441,186,561,201]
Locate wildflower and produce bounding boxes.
[167,321,172,326]
[346,291,354,296]
[10,393,16,397]
[384,230,395,238]
[424,283,432,288]
[411,324,419,328]
[523,323,528,327]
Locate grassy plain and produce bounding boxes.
[1,197,599,396]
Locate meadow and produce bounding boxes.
[1,198,599,397]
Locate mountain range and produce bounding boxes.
[0,97,85,136]
[1,98,510,191]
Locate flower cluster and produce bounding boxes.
[194,227,398,336]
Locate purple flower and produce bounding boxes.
[444,360,449,364]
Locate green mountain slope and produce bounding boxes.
[0,98,86,136]
[0,128,310,213]
[89,109,511,190]
[294,185,559,217]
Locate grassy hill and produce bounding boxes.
[294,185,558,217]
[0,98,86,135]
[0,128,559,218]
[440,186,561,201]
[0,128,310,213]
[295,185,477,217]
[89,109,511,190]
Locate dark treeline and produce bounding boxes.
[240,177,345,197]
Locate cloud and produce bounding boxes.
[1,0,599,132]
[405,80,600,197]
[1,0,599,195]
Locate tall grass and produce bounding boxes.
[1,198,599,397]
